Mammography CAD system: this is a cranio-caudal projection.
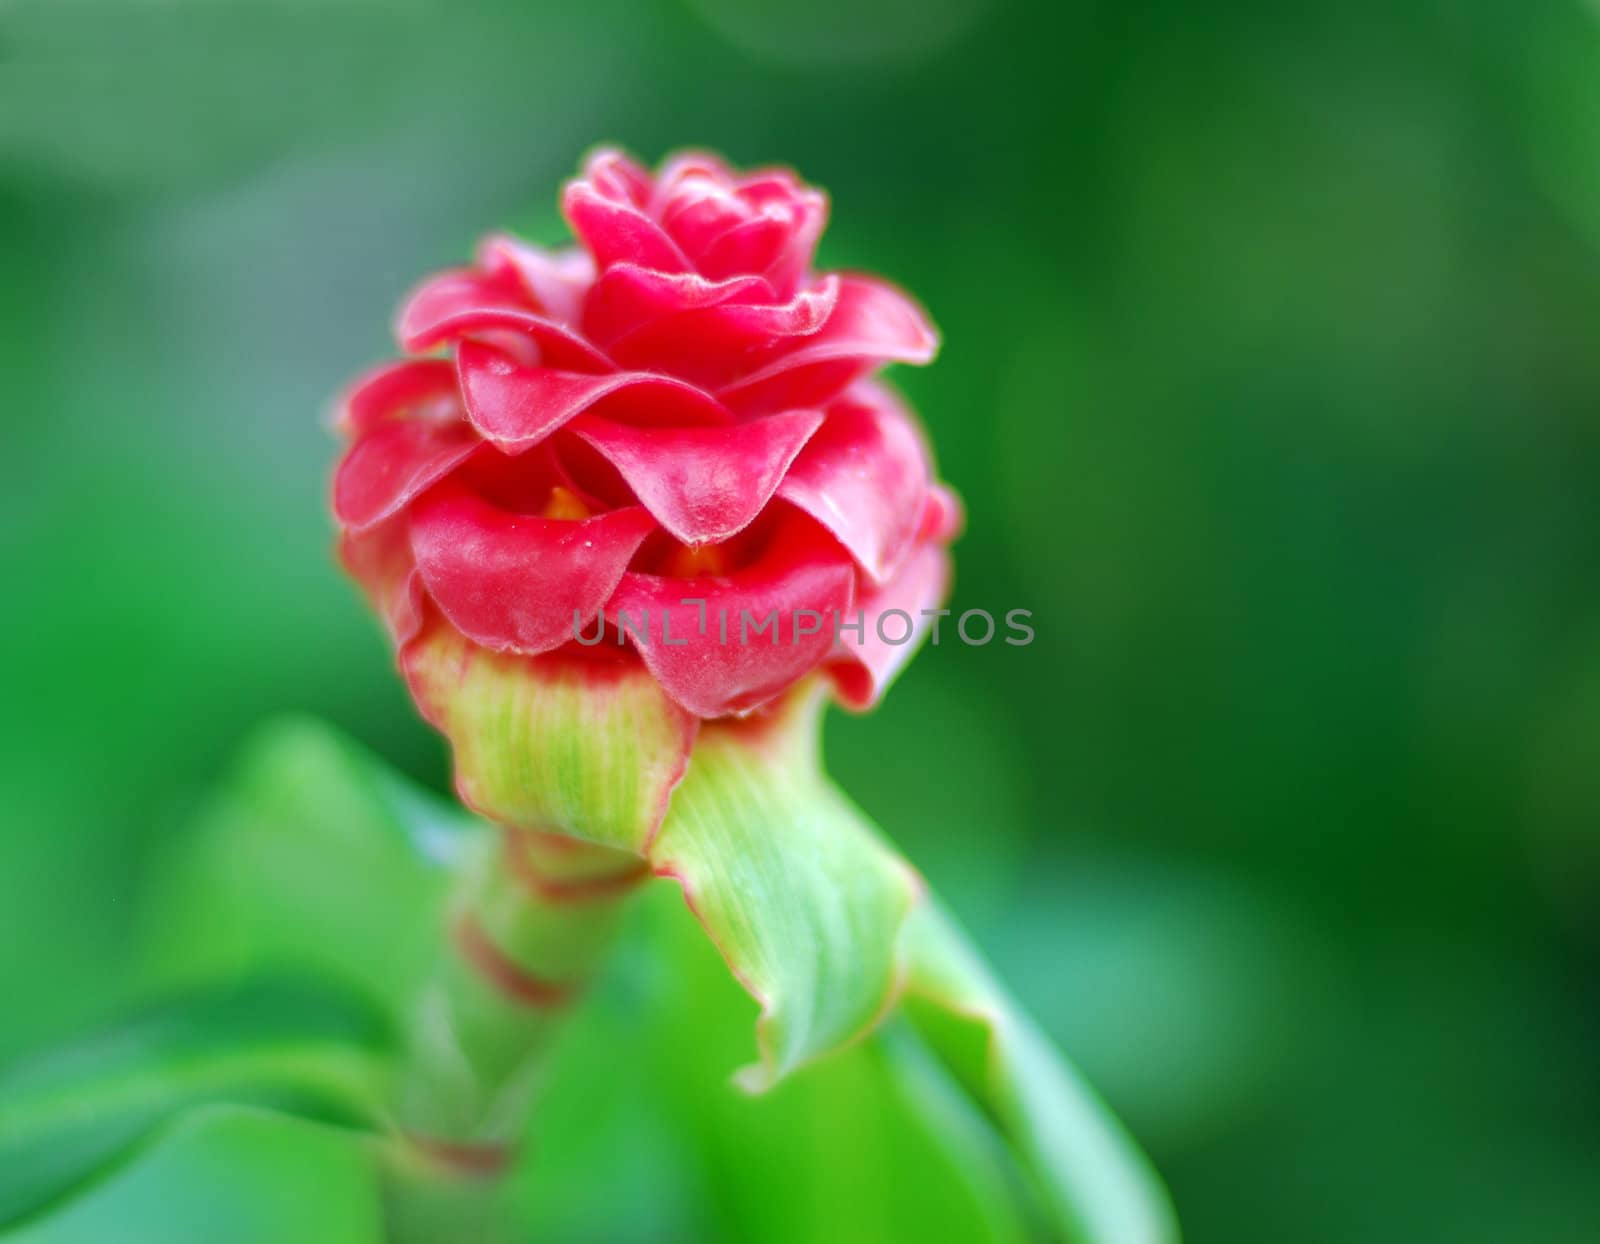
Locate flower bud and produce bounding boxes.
[333,149,961,841]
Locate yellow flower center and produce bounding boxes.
[664,543,730,579]
[541,486,592,521]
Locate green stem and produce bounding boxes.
[391,825,645,1175]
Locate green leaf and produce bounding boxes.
[637,686,1176,1240]
[517,883,1035,1244]
[140,715,483,1012]
[646,687,922,1090]
[0,1105,384,1244]
[0,976,391,1230]
[902,903,1180,1244]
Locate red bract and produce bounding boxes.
[334,148,960,722]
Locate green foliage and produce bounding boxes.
[2,1106,385,1244]
[140,717,481,1011]
[0,977,390,1236]
[1,716,1172,1241]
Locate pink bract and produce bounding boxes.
[334,148,960,721]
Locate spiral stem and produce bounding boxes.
[392,825,646,1173]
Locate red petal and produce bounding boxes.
[651,157,827,295]
[396,270,610,370]
[650,151,735,201]
[777,383,930,584]
[339,515,425,647]
[563,183,693,275]
[828,544,950,710]
[410,480,656,655]
[736,169,813,209]
[581,264,772,348]
[918,482,965,543]
[573,410,823,545]
[333,418,480,532]
[658,175,750,260]
[604,277,840,388]
[337,358,460,435]
[581,148,655,208]
[697,213,792,283]
[719,276,939,412]
[458,340,733,452]
[476,236,594,325]
[748,186,827,295]
[605,518,856,718]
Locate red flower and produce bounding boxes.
[334,149,961,722]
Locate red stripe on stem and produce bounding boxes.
[406,1133,515,1179]
[503,829,650,903]
[451,912,579,1010]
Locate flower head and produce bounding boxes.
[334,148,960,727]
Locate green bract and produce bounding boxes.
[649,686,922,1091]
[403,625,696,853]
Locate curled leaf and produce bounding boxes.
[641,688,1178,1240]
[646,686,921,1089]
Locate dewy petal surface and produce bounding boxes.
[573,410,823,546]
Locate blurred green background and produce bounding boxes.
[4,0,1599,1240]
